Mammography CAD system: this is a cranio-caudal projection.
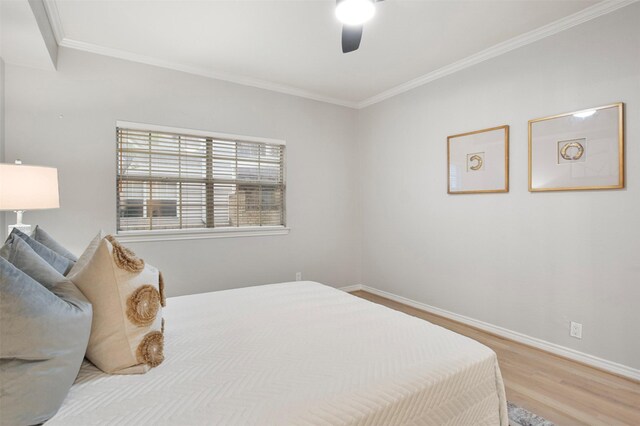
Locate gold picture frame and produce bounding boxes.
[528,103,624,192]
[447,125,509,194]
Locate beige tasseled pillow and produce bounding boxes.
[70,235,165,374]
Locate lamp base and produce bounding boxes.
[8,223,32,235]
[7,210,31,235]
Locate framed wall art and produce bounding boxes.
[529,103,624,192]
[447,125,509,194]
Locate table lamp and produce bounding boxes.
[0,160,60,235]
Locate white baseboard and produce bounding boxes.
[338,284,363,293]
[340,284,639,382]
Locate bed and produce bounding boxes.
[47,281,508,425]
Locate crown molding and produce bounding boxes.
[356,0,639,109]
[57,38,359,108]
[41,0,358,108]
[42,0,637,110]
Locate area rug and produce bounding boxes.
[508,401,555,426]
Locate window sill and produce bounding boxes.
[116,226,290,243]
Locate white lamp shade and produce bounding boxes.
[0,163,60,211]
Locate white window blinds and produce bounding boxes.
[117,125,285,233]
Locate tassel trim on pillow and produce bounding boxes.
[106,235,145,273]
[126,285,161,327]
[136,331,164,368]
[159,272,166,307]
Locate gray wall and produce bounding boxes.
[4,47,362,295]
[4,4,639,371]
[357,4,640,369]
[1,58,5,236]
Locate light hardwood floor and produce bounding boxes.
[350,290,640,426]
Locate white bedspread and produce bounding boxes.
[48,282,508,425]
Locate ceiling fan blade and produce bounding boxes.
[342,25,363,53]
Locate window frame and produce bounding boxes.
[115,121,288,243]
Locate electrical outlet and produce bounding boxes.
[295,272,302,281]
[570,321,582,339]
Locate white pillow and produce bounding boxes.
[67,231,105,280]
[71,235,164,374]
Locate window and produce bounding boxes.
[116,123,286,237]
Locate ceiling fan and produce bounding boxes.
[335,0,383,53]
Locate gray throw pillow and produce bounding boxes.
[5,228,74,275]
[0,256,92,426]
[32,225,78,262]
[1,235,73,290]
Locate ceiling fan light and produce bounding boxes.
[336,0,375,26]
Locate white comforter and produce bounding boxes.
[48,282,508,425]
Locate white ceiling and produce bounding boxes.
[4,0,634,107]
